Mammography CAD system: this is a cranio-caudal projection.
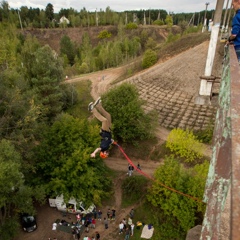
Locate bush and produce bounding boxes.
[125,22,138,29]
[97,30,112,39]
[183,25,202,35]
[166,128,205,162]
[194,122,214,144]
[153,19,164,26]
[142,49,157,69]
[166,33,181,43]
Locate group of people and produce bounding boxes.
[75,207,116,239]
[127,163,141,176]
[118,209,135,240]
[70,212,99,240]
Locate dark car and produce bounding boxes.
[21,214,37,232]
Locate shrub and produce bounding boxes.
[142,49,157,69]
[97,30,112,39]
[166,128,205,162]
[153,19,164,26]
[166,33,181,43]
[125,22,138,29]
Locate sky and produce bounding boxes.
[9,0,219,14]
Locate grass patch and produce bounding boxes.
[111,59,142,85]
[121,176,150,208]
[66,80,93,119]
[150,142,171,160]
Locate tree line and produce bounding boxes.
[0,0,216,28]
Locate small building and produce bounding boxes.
[59,16,70,25]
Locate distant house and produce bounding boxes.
[59,16,70,25]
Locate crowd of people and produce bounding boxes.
[68,207,139,240]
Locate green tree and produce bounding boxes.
[0,140,45,240]
[0,1,9,21]
[142,49,157,69]
[147,156,207,239]
[153,19,164,25]
[35,114,111,205]
[166,128,206,162]
[125,22,138,29]
[165,14,173,28]
[45,3,54,21]
[145,37,157,50]
[97,30,112,39]
[102,83,157,142]
[26,45,64,121]
[60,35,76,66]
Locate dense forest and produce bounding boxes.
[0,1,215,239]
[1,0,216,28]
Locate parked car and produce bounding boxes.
[21,214,37,232]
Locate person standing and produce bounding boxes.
[103,217,108,229]
[97,210,102,221]
[137,163,141,170]
[119,221,124,234]
[127,217,132,226]
[130,223,135,236]
[76,229,81,240]
[129,208,134,219]
[128,164,134,176]
[71,227,77,240]
[91,218,96,229]
[111,208,116,220]
[122,218,127,231]
[93,208,97,219]
[76,213,81,222]
[82,215,86,226]
[227,0,240,61]
[95,231,100,240]
[124,227,130,240]
[107,209,111,220]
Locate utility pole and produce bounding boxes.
[225,5,233,33]
[197,0,225,104]
[149,8,151,25]
[188,13,195,26]
[198,12,200,26]
[95,9,98,26]
[220,0,230,39]
[202,2,210,32]
[157,10,160,20]
[17,9,23,31]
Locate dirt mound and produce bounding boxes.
[23,25,174,53]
